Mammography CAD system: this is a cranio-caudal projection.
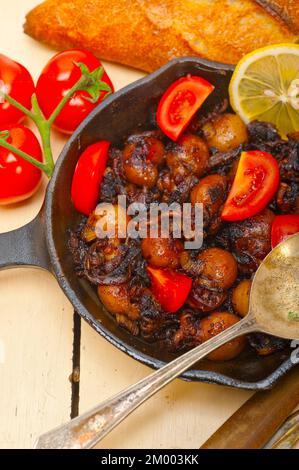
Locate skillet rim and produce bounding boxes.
[45,56,295,389]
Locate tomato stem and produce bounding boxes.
[0,138,49,174]
[0,90,35,121]
[47,80,81,127]
[0,63,112,179]
[31,94,55,175]
[0,91,55,177]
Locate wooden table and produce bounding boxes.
[0,0,285,449]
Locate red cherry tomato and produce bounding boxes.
[221,150,280,222]
[0,54,35,126]
[271,214,299,248]
[147,265,192,313]
[36,49,114,134]
[0,125,42,204]
[157,75,214,141]
[71,141,110,216]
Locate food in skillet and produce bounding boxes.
[24,0,299,72]
[69,47,299,361]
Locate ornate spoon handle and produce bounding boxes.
[35,315,256,449]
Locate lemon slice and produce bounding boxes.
[229,44,299,139]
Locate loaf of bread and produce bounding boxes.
[255,1,299,32]
[24,0,299,72]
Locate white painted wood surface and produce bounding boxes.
[0,269,73,448]
[0,0,74,449]
[80,324,252,449]
[0,0,297,449]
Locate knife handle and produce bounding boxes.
[201,365,299,449]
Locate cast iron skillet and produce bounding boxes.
[0,57,294,390]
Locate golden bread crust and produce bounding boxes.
[254,1,299,33]
[24,0,298,72]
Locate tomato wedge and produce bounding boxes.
[271,214,299,248]
[157,75,214,141]
[71,141,110,216]
[147,265,192,313]
[221,150,280,222]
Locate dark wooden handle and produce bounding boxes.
[201,365,299,449]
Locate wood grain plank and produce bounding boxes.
[70,312,81,419]
[0,0,74,448]
[0,269,74,448]
[79,323,252,449]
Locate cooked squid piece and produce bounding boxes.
[227,208,275,274]
[232,279,252,318]
[190,174,228,235]
[200,311,246,361]
[166,134,209,180]
[122,134,165,188]
[82,203,130,242]
[248,332,287,356]
[170,310,246,361]
[187,282,228,313]
[141,237,184,269]
[276,182,299,214]
[97,284,139,319]
[158,133,210,202]
[198,248,238,290]
[202,113,248,152]
[171,310,202,351]
[157,169,198,203]
[180,251,204,277]
[186,248,238,312]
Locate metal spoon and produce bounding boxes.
[35,233,299,449]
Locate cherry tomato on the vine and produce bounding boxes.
[0,54,35,126]
[36,49,114,134]
[0,125,43,204]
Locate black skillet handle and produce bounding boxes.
[0,209,51,271]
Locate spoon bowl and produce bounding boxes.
[250,232,299,340]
